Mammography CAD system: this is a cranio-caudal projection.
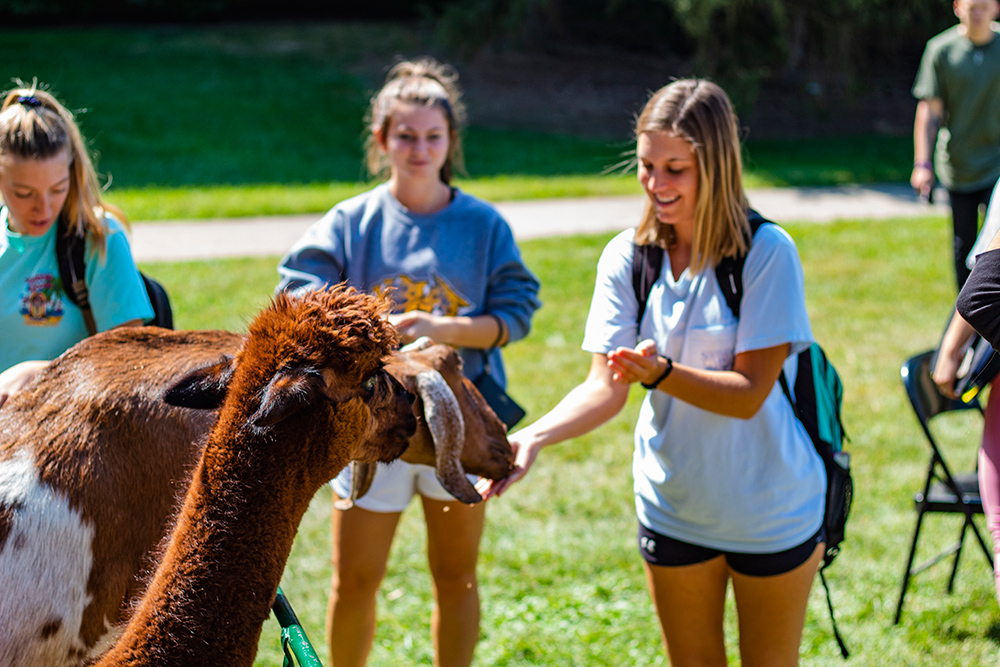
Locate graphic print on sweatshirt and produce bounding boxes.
[374,273,471,316]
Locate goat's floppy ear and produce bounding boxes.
[333,461,378,510]
[250,367,326,429]
[164,356,237,409]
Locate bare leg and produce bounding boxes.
[981,386,1000,604]
[643,555,729,667]
[327,498,401,667]
[422,496,486,667]
[730,542,823,667]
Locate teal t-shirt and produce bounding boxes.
[0,208,154,371]
[913,25,1000,190]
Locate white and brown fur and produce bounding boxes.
[0,301,511,666]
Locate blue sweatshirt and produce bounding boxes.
[277,183,541,385]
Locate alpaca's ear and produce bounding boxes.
[164,356,237,409]
[250,367,326,429]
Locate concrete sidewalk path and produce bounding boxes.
[130,183,949,263]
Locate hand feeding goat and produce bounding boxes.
[0,302,512,667]
[90,285,415,666]
[338,336,514,507]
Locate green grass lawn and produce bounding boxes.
[1,23,912,220]
[139,212,999,666]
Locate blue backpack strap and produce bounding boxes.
[632,242,664,325]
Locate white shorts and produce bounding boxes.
[331,460,477,513]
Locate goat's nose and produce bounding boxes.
[405,390,416,406]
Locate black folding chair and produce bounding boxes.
[894,350,993,624]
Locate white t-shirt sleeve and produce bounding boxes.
[736,224,813,357]
[968,178,1000,268]
[582,230,642,355]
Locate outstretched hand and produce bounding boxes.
[476,432,544,499]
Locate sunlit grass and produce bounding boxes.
[138,212,1000,666]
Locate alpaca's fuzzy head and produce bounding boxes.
[164,285,417,476]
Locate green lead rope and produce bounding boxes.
[273,586,325,667]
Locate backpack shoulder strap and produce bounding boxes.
[55,217,97,336]
[141,272,174,329]
[632,242,664,325]
[714,209,770,319]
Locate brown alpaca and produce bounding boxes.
[90,286,415,667]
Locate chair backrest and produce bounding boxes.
[901,350,983,481]
[901,351,981,426]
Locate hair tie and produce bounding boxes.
[15,95,41,109]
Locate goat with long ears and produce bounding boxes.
[338,337,514,508]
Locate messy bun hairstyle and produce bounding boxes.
[365,58,467,184]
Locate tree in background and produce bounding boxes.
[432,0,955,110]
[1,0,957,111]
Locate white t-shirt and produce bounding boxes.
[968,178,1000,268]
[582,225,826,552]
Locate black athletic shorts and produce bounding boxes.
[637,522,824,577]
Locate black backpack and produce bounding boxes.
[56,217,173,335]
[632,211,852,659]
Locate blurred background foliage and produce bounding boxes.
[1,0,953,94]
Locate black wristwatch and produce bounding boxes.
[641,357,673,390]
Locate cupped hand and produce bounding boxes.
[388,310,441,344]
[607,338,660,385]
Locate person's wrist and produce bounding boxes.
[914,160,932,170]
[641,356,673,390]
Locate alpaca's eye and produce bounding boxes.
[363,374,378,394]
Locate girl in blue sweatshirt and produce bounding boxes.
[277,58,539,667]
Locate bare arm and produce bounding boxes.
[609,339,791,419]
[478,353,630,498]
[911,98,943,196]
[388,311,505,349]
[932,310,977,399]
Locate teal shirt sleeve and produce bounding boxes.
[85,217,155,331]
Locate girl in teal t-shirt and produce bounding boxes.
[0,83,152,407]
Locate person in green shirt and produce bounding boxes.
[912,0,1000,287]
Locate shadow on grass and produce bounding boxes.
[986,619,1000,645]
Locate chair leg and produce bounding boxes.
[895,508,927,625]
[970,513,994,568]
[947,515,970,593]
